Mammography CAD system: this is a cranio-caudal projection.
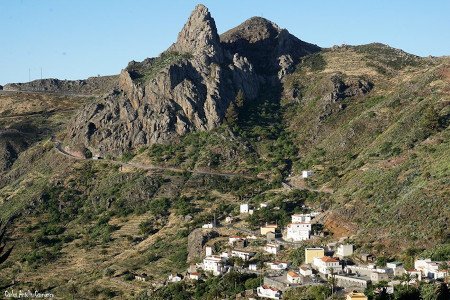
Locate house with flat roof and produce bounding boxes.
[257,285,282,300]
[261,224,278,235]
[231,249,255,261]
[346,291,368,300]
[313,256,341,275]
[305,247,325,264]
[265,243,280,255]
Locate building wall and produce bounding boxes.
[305,248,325,264]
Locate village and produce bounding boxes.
[158,171,450,300]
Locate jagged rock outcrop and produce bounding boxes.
[220,17,320,76]
[0,130,28,171]
[320,74,374,120]
[187,228,219,263]
[66,5,320,155]
[3,75,118,95]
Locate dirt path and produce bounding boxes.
[53,140,258,180]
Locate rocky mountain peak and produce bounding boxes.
[221,17,320,75]
[169,4,223,63]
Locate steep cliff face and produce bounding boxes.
[220,17,321,77]
[66,4,319,156]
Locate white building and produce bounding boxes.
[168,274,183,282]
[228,236,246,245]
[386,261,405,277]
[257,285,282,300]
[205,246,213,257]
[300,265,313,277]
[203,255,225,276]
[225,216,233,224]
[291,213,312,223]
[240,203,252,214]
[313,256,341,275]
[336,244,354,257]
[264,243,280,255]
[202,223,214,229]
[287,271,301,284]
[414,259,448,279]
[249,264,258,271]
[286,222,311,241]
[231,249,255,261]
[266,261,290,270]
[188,272,201,280]
[302,170,314,178]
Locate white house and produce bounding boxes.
[203,255,225,276]
[188,272,201,280]
[231,249,255,261]
[225,216,233,224]
[266,261,290,270]
[260,203,268,208]
[291,213,312,223]
[240,203,252,214]
[313,256,341,275]
[336,244,354,257]
[302,170,314,178]
[228,236,246,245]
[257,285,282,300]
[414,259,448,279]
[168,274,183,282]
[386,261,405,277]
[299,265,313,277]
[264,243,280,255]
[205,246,213,257]
[202,223,214,229]
[286,222,311,241]
[287,271,301,284]
[249,264,258,271]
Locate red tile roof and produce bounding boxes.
[321,256,339,263]
[287,271,300,277]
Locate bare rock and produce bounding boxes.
[187,228,219,263]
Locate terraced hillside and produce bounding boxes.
[0,9,449,300]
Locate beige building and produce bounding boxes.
[260,224,278,235]
[305,247,325,264]
[346,292,368,300]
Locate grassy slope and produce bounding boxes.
[0,44,449,298]
[282,44,450,254]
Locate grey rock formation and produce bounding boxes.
[0,130,28,171]
[221,17,320,76]
[187,228,219,263]
[66,5,320,155]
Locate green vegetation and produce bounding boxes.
[147,271,259,300]
[128,51,193,84]
[298,53,327,71]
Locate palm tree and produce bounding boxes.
[0,220,14,265]
[327,267,336,296]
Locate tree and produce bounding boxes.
[225,102,239,125]
[235,89,245,109]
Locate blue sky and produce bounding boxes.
[1,0,449,85]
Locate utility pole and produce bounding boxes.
[40,68,42,80]
[29,68,31,82]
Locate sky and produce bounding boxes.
[1,0,449,85]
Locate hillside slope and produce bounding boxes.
[0,5,449,300]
